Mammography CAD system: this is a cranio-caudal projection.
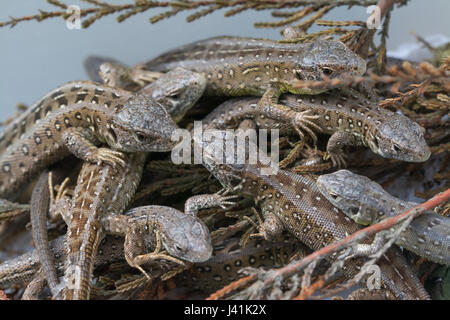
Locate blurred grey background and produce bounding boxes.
[0,0,449,119]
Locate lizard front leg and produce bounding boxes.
[123,221,185,280]
[257,84,322,143]
[184,189,238,216]
[62,127,126,167]
[324,131,361,168]
[257,210,285,241]
[99,62,161,88]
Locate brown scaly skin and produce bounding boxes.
[201,91,431,167]
[143,36,367,142]
[0,202,213,298]
[0,81,177,199]
[55,152,147,299]
[145,36,366,95]
[189,124,429,299]
[173,238,303,296]
[49,193,212,299]
[86,54,430,167]
[28,68,208,299]
[317,170,450,265]
[0,235,124,293]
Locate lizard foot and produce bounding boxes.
[324,152,347,168]
[130,64,162,86]
[128,226,185,279]
[243,208,266,241]
[184,189,239,216]
[213,188,240,209]
[88,148,126,168]
[48,172,72,222]
[291,109,322,144]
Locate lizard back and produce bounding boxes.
[145,36,366,96]
[0,81,132,199]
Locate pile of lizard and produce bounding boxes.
[0,35,448,300]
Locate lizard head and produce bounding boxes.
[316,170,386,225]
[110,94,178,152]
[289,40,366,94]
[156,206,213,263]
[150,67,206,122]
[367,113,431,162]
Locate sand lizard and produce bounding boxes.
[316,169,450,265]
[201,91,430,167]
[28,68,207,298]
[0,81,178,200]
[186,122,429,299]
[0,203,212,298]
[141,36,367,142]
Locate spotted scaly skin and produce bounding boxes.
[28,69,206,299]
[145,36,366,95]
[202,90,431,166]
[316,170,450,265]
[103,205,212,266]
[144,36,366,141]
[0,203,213,296]
[190,124,429,299]
[59,152,146,299]
[174,239,302,295]
[0,81,177,199]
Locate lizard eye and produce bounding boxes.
[135,131,146,141]
[329,192,339,201]
[294,70,304,80]
[169,92,180,100]
[321,67,334,77]
[373,136,380,149]
[349,207,359,216]
[392,144,400,153]
[174,244,183,252]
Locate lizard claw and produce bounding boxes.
[130,64,161,86]
[292,109,322,144]
[48,172,72,223]
[212,192,239,210]
[324,152,347,168]
[90,148,126,168]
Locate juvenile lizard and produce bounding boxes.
[85,56,430,166]
[188,125,429,299]
[29,68,209,299]
[201,91,430,166]
[143,36,367,142]
[0,81,177,200]
[0,204,212,297]
[316,169,450,265]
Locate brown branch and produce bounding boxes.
[0,0,382,28]
[206,274,256,300]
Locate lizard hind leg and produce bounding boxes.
[124,222,185,280]
[48,172,72,224]
[246,208,283,242]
